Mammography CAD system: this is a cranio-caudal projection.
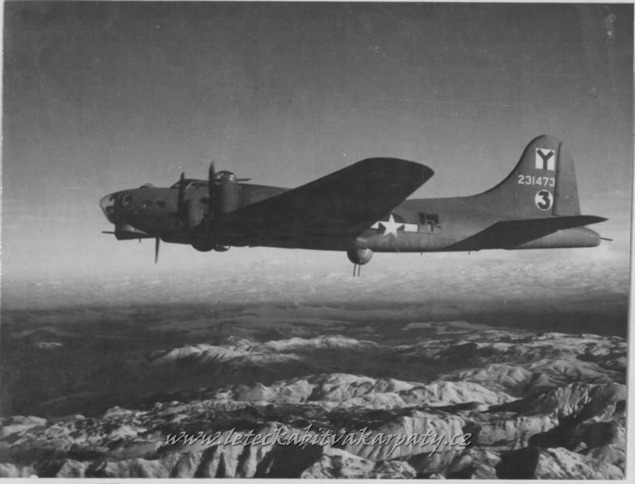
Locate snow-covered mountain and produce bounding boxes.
[1,298,627,478]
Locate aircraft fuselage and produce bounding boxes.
[100,135,606,267]
[101,183,601,253]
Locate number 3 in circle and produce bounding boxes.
[535,190,553,211]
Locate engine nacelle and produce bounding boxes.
[215,170,240,215]
[191,238,215,252]
[347,248,373,265]
[189,225,214,252]
[185,199,205,228]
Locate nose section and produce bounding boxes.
[100,192,118,223]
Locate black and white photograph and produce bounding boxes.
[1,1,632,479]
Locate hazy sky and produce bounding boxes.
[2,2,632,284]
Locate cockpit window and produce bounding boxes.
[170,179,207,190]
[122,194,133,207]
[142,200,153,208]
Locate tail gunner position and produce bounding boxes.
[100,135,607,275]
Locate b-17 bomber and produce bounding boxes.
[101,135,607,275]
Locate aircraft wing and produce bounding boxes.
[448,215,607,251]
[215,158,434,249]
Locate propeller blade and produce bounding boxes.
[208,162,215,220]
[175,171,188,230]
[155,237,160,264]
[177,171,186,213]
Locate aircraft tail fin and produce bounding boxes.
[472,135,581,218]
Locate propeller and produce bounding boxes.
[208,162,215,221]
[155,237,160,264]
[177,171,186,224]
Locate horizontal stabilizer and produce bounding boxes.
[449,215,607,251]
[215,158,434,249]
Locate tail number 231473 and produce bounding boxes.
[518,175,555,187]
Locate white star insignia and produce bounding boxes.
[378,214,404,237]
[371,214,419,237]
